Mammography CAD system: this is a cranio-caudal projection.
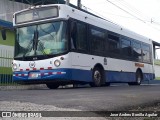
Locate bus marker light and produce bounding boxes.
[33,68,37,70]
[60,57,64,60]
[40,68,44,70]
[48,67,52,69]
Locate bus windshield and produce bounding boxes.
[15,21,68,58]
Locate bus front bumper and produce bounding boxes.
[13,68,92,84]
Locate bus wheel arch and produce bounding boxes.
[90,63,105,87]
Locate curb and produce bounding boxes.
[0,80,160,90]
[0,84,47,90]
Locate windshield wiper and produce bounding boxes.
[22,40,33,60]
[37,40,49,58]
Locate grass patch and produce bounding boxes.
[156,77,160,80]
[154,59,160,65]
[0,82,18,86]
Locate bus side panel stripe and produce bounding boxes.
[71,69,92,82]
[105,71,135,82]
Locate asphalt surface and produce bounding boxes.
[0,84,160,111]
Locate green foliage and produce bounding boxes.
[154,60,160,66]
[156,77,160,80]
[0,28,15,46]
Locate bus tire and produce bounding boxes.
[135,70,142,85]
[128,70,142,85]
[105,82,110,86]
[90,67,103,87]
[46,83,59,89]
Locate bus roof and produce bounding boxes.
[13,4,152,44]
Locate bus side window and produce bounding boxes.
[108,34,120,54]
[70,21,87,51]
[121,38,132,57]
[132,41,142,61]
[142,44,151,63]
[90,27,105,54]
[76,22,87,50]
[70,21,77,49]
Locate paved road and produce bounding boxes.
[0,84,160,111]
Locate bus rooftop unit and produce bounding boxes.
[10,4,154,89]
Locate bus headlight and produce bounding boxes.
[54,60,61,67]
[13,63,18,70]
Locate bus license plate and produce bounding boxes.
[29,72,40,79]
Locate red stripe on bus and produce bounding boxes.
[57,72,61,74]
[49,72,52,75]
[33,68,37,70]
[48,67,52,69]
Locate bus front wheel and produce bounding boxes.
[46,83,59,89]
[90,67,103,87]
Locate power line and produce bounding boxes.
[104,0,160,32]
[109,0,160,27]
[105,0,146,23]
[115,0,151,21]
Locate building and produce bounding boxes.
[0,0,29,84]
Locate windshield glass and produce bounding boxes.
[15,21,67,58]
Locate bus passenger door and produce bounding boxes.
[70,20,92,80]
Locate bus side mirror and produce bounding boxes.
[1,29,6,40]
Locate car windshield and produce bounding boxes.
[15,21,67,58]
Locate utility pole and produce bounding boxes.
[77,0,82,9]
[66,0,70,5]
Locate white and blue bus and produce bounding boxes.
[10,4,155,89]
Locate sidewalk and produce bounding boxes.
[141,79,160,84]
[0,84,47,90]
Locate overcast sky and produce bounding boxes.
[70,0,160,58]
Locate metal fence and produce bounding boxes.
[0,45,15,86]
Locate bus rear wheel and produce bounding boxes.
[135,70,142,85]
[128,71,142,85]
[46,83,59,89]
[90,67,103,87]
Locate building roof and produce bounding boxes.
[153,41,160,47]
[0,19,13,29]
[11,0,65,5]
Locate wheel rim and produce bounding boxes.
[94,70,101,85]
[137,76,141,84]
